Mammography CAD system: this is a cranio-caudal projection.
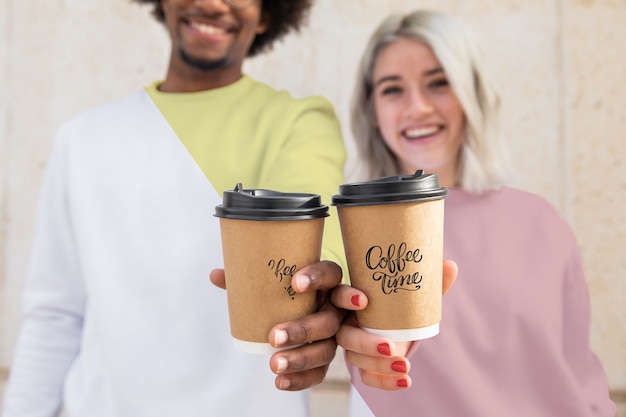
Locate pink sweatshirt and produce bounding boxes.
[350,187,616,416]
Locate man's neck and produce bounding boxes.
[159,61,243,93]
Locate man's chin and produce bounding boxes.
[180,49,227,71]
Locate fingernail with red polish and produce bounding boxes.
[391,361,407,373]
[351,294,360,307]
[377,343,391,356]
[397,378,408,388]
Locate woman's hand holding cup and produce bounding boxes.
[333,259,458,391]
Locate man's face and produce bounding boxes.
[161,0,267,75]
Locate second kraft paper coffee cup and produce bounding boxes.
[215,183,328,354]
[332,170,447,341]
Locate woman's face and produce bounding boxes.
[372,37,465,186]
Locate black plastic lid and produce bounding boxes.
[331,170,447,207]
[215,183,329,221]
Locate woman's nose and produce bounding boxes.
[405,90,434,117]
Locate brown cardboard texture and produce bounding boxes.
[338,199,444,331]
[219,217,323,343]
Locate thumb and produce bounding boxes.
[210,269,226,289]
[442,260,458,296]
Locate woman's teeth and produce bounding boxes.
[404,126,441,139]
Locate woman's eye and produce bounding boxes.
[429,78,449,89]
[381,86,402,95]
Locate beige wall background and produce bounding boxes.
[1,0,624,415]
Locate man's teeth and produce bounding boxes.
[190,22,226,35]
[404,126,440,139]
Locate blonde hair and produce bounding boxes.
[350,10,512,194]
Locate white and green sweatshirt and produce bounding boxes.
[2,75,347,417]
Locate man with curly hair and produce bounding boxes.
[2,1,347,416]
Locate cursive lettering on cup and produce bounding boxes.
[365,243,422,273]
[283,285,297,300]
[268,258,298,300]
[268,258,297,283]
[371,271,422,295]
[365,243,424,294]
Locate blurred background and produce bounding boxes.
[1,1,624,416]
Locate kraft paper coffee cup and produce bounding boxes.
[332,170,447,341]
[215,183,328,354]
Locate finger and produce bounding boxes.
[394,340,415,357]
[269,301,345,348]
[359,369,412,391]
[344,350,410,376]
[330,284,368,311]
[442,259,458,295]
[291,260,343,293]
[275,365,328,391]
[336,322,397,356]
[271,339,337,391]
[209,269,226,289]
[270,337,337,375]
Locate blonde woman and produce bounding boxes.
[333,9,615,417]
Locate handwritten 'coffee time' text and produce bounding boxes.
[267,258,297,300]
[365,242,424,295]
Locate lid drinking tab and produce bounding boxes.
[331,170,447,207]
[215,183,329,221]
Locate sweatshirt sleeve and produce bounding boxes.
[2,125,86,417]
[260,96,348,279]
[561,241,616,416]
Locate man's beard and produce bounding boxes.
[179,48,227,71]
